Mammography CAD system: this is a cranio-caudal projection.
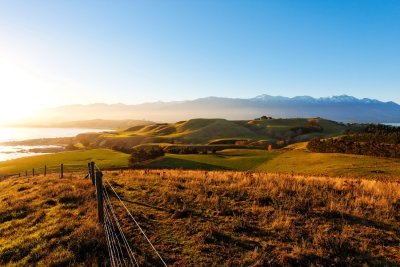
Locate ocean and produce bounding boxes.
[0,127,109,161]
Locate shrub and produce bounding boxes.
[111,145,133,154]
[129,147,165,167]
[66,143,78,151]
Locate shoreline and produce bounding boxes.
[0,137,73,146]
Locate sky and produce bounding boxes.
[0,0,399,122]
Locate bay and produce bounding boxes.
[0,127,110,161]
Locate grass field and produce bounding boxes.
[108,170,400,266]
[147,149,279,171]
[147,147,400,180]
[257,149,400,179]
[1,170,399,266]
[2,145,400,180]
[0,174,106,266]
[0,149,129,176]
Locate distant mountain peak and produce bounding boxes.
[252,94,289,101]
[251,94,382,104]
[30,94,400,124]
[319,95,358,102]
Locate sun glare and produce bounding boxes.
[0,58,52,125]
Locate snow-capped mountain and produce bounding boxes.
[251,94,382,104]
[27,95,400,124]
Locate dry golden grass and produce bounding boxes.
[104,170,400,266]
[1,170,400,266]
[0,174,107,266]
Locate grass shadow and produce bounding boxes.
[321,211,394,231]
[147,157,230,170]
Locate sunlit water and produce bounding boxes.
[0,128,109,162]
[384,123,400,127]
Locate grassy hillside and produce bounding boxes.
[74,118,363,149]
[147,149,279,170]
[0,174,106,266]
[101,170,400,265]
[145,146,400,180]
[2,145,400,180]
[257,147,400,179]
[3,170,398,266]
[0,149,129,176]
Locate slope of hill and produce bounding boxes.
[2,170,399,266]
[144,147,400,180]
[0,174,106,266]
[92,170,400,265]
[27,95,400,123]
[74,118,362,149]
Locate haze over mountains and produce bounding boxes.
[20,95,400,125]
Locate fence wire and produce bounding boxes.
[95,163,167,267]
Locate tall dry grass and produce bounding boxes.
[105,169,400,266]
[0,174,107,266]
[1,169,399,266]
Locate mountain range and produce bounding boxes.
[23,95,400,125]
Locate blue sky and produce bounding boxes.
[0,0,399,111]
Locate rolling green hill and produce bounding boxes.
[75,118,364,149]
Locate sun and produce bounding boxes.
[0,102,34,125]
[0,58,51,125]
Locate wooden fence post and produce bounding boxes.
[44,165,47,176]
[95,171,104,224]
[90,162,95,185]
[32,168,35,176]
[60,164,64,178]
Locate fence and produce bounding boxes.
[0,163,78,180]
[0,161,167,266]
[90,162,167,267]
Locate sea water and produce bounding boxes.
[0,127,109,161]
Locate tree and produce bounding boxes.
[129,147,165,167]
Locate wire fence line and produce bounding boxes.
[0,163,88,180]
[93,163,167,267]
[1,160,167,266]
[103,186,139,266]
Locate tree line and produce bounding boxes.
[307,124,400,158]
[129,147,165,167]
